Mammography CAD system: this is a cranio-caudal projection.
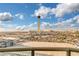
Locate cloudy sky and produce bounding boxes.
[0,3,79,31]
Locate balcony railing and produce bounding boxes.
[0,47,79,56]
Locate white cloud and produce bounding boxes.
[33,6,51,19]
[1,14,79,31]
[15,14,24,20]
[16,25,26,30]
[26,22,52,30]
[15,14,79,31]
[41,22,52,30]
[23,22,53,31]
[3,14,78,31]
[15,22,37,31]
[28,22,37,27]
[15,22,53,31]
[16,26,22,30]
[70,24,75,27]
[51,3,79,17]
[33,3,79,18]
[73,15,79,23]
[26,22,37,30]
[52,15,79,30]
[0,12,13,21]
[0,12,26,32]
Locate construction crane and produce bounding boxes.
[37,16,40,32]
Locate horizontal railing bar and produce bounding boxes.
[0,47,77,52]
[0,47,78,56]
[69,48,79,52]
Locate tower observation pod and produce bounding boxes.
[37,16,40,32]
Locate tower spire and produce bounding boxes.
[37,16,40,32]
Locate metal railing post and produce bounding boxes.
[66,50,71,56]
[31,50,35,56]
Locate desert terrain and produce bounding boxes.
[0,30,79,56]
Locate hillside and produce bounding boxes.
[0,30,79,45]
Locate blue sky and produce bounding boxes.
[0,3,79,31]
